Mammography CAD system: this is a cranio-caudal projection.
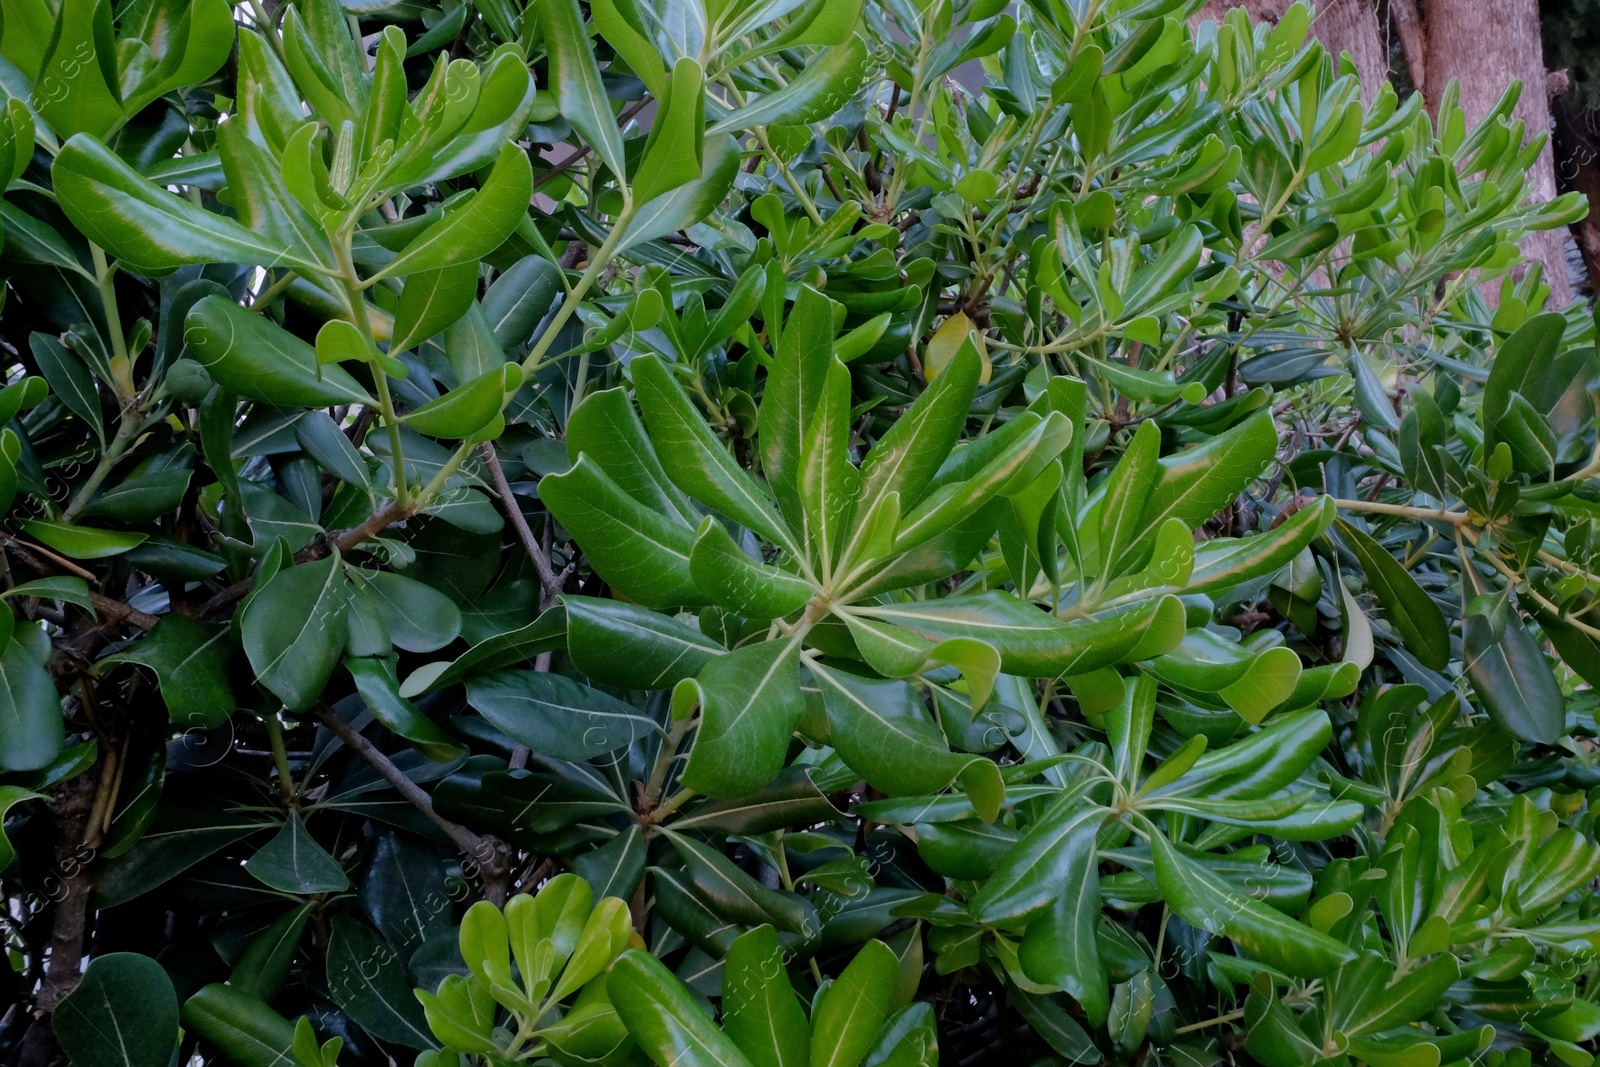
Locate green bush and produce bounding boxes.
[0,1,1597,1067]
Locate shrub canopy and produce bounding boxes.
[0,1,1597,1067]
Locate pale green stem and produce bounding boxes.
[523,203,636,375]
[248,0,285,57]
[415,439,476,506]
[90,244,135,398]
[61,407,142,524]
[335,247,410,510]
[263,714,298,810]
[1329,497,1470,525]
[648,788,697,824]
[641,713,692,813]
[248,270,300,313]
[753,125,825,226]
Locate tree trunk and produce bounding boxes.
[14,772,99,1067]
[1193,0,1388,100]
[1420,0,1574,307]
[1552,97,1600,296]
[1308,0,1387,102]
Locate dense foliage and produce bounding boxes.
[0,1,1597,1067]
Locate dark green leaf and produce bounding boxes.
[1335,519,1449,670]
[327,917,438,1048]
[245,812,349,894]
[466,669,658,760]
[241,557,352,712]
[56,953,179,1067]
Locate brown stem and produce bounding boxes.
[478,443,566,606]
[312,703,511,900]
[88,593,159,632]
[1388,0,1427,97]
[2,536,96,580]
[198,500,414,618]
[16,771,99,1067]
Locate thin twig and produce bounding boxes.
[198,500,414,618]
[88,594,159,632]
[479,443,565,605]
[2,536,97,580]
[313,703,500,866]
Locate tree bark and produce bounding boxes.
[1309,0,1387,101]
[14,771,99,1067]
[1193,0,1388,100]
[1197,0,1577,308]
[1419,0,1574,307]
[1552,98,1600,295]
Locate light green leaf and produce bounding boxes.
[810,940,898,1067]
[635,58,706,205]
[724,925,810,1067]
[371,143,532,281]
[608,949,758,1067]
[678,636,804,798]
[53,135,329,275]
[540,456,703,609]
[540,0,627,181]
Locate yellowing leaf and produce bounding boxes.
[926,312,991,384]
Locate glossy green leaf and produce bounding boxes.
[810,939,899,1067]
[98,615,234,729]
[970,793,1100,928]
[563,595,724,689]
[346,656,465,762]
[708,37,872,135]
[466,669,658,760]
[0,637,64,772]
[1147,829,1355,977]
[245,812,349,894]
[678,636,804,798]
[724,925,810,1067]
[859,592,1184,677]
[540,455,703,608]
[540,0,627,180]
[1335,519,1450,670]
[1463,609,1562,743]
[690,517,816,619]
[633,354,797,554]
[620,134,742,250]
[813,663,1001,815]
[185,296,374,407]
[53,135,331,274]
[372,143,532,281]
[404,364,522,439]
[762,286,840,530]
[240,557,352,712]
[857,343,981,513]
[180,985,297,1067]
[392,263,481,352]
[608,949,758,1067]
[635,58,706,205]
[327,917,437,1048]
